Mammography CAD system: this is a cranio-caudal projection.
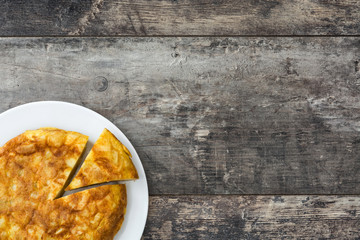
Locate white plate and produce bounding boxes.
[0,101,148,240]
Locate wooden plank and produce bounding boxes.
[0,0,360,36]
[144,195,360,239]
[0,37,360,194]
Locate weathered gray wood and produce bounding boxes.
[1,37,360,194]
[144,195,360,239]
[0,0,360,36]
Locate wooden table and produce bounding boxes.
[2,1,360,238]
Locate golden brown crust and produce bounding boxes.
[67,128,139,191]
[1,128,88,200]
[0,128,129,239]
[0,184,126,239]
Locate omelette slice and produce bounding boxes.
[0,128,88,200]
[66,128,138,190]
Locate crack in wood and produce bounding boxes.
[69,0,104,35]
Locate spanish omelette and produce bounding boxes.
[0,127,135,239]
[66,128,139,191]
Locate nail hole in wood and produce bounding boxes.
[93,76,108,92]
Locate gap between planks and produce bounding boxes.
[1,35,360,38]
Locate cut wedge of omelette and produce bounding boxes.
[66,128,139,191]
[0,127,138,239]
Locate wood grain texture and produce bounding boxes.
[0,0,359,36]
[144,195,360,239]
[1,37,360,194]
